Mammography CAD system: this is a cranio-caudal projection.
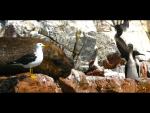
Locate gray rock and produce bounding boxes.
[1,20,150,73]
[96,32,118,60]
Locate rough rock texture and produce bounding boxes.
[0,70,150,93]
[0,73,61,93]
[0,38,74,79]
[15,73,62,93]
[59,70,150,93]
[103,52,126,69]
[0,20,150,93]
[139,62,148,78]
[1,20,150,71]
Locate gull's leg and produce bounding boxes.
[30,68,32,73]
[29,68,37,79]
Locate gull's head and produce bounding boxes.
[36,43,45,49]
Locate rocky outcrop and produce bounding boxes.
[0,73,61,93]
[0,20,150,93]
[59,70,150,93]
[103,52,126,69]
[0,69,150,93]
[1,20,150,71]
[15,73,62,93]
[0,20,117,71]
[0,38,74,79]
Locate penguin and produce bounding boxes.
[125,44,139,79]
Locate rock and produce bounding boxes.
[96,20,150,61]
[96,32,118,61]
[4,25,18,37]
[139,61,148,78]
[15,73,61,93]
[103,52,126,69]
[0,38,74,79]
[61,69,150,93]
[58,69,132,93]
[76,36,96,70]
[59,69,98,92]
[59,77,98,93]
[95,20,112,32]
[85,60,104,76]
[1,69,150,92]
[86,68,104,76]
[0,76,18,93]
[1,20,150,72]
[136,78,150,92]
[5,20,41,37]
[96,78,150,93]
[121,21,150,52]
[146,62,150,77]
[96,78,123,93]
[1,20,98,71]
[73,21,97,32]
[39,21,97,71]
[0,73,61,93]
[104,67,125,79]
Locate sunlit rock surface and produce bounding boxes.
[0,69,150,93]
[0,20,150,93]
[0,73,62,93]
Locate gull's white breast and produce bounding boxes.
[23,47,43,68]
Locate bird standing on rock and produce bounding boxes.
[112,20,144,61]
[9,43,45,79]
[112,20,130,60]
[126,44,139,79]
